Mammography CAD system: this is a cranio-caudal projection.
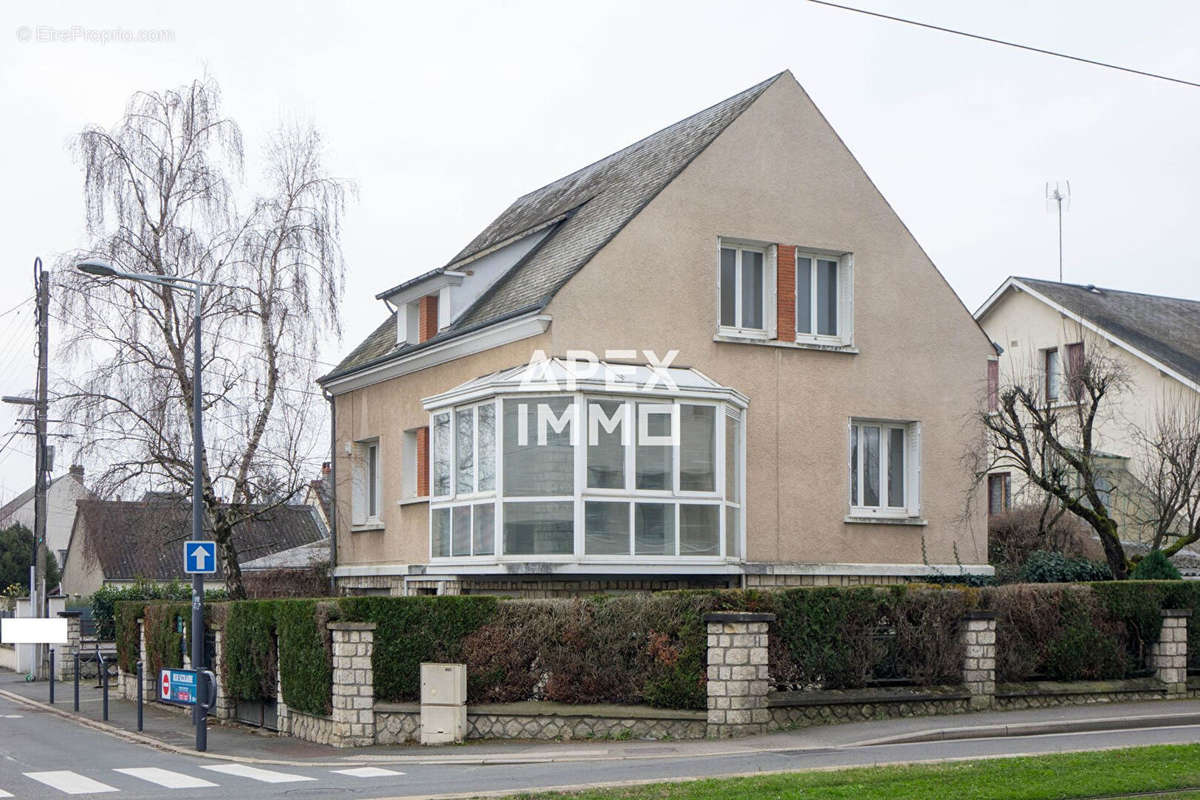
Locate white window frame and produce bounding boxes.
[428,392,745,563]
[351,437,382,529]
[717,239,776,340]
[1043,347,1062,403]
[848,419,921,520]
[795,249,854,346]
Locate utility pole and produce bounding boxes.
[33,260,50,677]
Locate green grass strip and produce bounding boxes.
[501,744,1200,800]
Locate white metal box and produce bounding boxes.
[420,662,467,706]
[420,703,467,745]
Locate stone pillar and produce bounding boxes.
[211,629,233,720]
[328,621,376,748]
[703,612,774,738]
[55,611,81,681]
[1152,609,1191,696]
[961,611,996,710]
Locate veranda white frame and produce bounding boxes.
[428,391,747,564]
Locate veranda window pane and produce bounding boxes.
[680,405,716,491]
[741,250,764,329]
[473,503,495,555]
[863,425,880,507]
[587,399,625,489]
[636,403,672,490]
[585,501,630,555]
[725,413,740,502]
[796,256,812,334]
[456,409,474,493]
[888,427,906,507]
[725,506,740,558]
[477,404,495,492]
[503,397,574,496]
[431,508,450,558]
[817,259,838,336]
[502,502,574,555]
[433,413,451,497]
[680,504,719,555]
[850,425,859,506]
[720,248,737,327]
[452,506,471,556]
[634,503,674,555]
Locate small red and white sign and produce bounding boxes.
[161,671,171,700]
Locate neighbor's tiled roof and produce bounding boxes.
[72,499,327,581]
[1017,277,1200,386]
[322,72,783,382]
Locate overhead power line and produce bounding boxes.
[808,0,1200,89]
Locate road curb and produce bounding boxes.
[845,711,1200,747]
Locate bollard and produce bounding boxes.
[49,649,55,705]
[136,661,144,732]
[101,654,109,721]
[73,651,79,712]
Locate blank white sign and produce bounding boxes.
[0,618,68,644]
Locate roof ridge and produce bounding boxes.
[1016,276,1200,306]
[508,72,786,206]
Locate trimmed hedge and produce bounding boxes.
[222,600,277,702]
[340,596,498,702]
[275,600,334,717]
[113,601,144,673]
[142,602,189,677]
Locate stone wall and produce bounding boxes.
[768,688,970,731]
[374,703,707,744]
[283,707,337,745]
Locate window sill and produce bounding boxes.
[843,515,927,527]
[713,334,858,354]
[350,522,386,533]
[397,495,430,507]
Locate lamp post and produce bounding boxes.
[76,258,232,752]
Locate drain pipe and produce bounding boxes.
[324,387,337,596]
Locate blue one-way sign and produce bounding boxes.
[184,541,217,574]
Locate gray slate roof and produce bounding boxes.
[323,72,783,381]
[1018,277,1200,386]
[72,499,327,581]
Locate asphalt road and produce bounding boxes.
[2,692,1200,799]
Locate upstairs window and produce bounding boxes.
[719,241,770,336]
[1044,347,1062,402]
[795,250,851,344]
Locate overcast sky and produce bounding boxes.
[1,0,1197,503]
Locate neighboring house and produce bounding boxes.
[975,276,1200,543]
[0,464,91,573]
[305,462,333,532]
[60,499,328,596]
[318,71,994,597]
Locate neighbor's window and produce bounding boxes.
[351,439,381,526]
[987,472,1010,515]
[1044,347,1062,402]
[719,242,768,334]
[849,420,918,517]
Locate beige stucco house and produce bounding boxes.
[319,71,994,596]
[0,464,90,575]
[975,276,1200,543]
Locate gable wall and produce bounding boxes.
[545,75,993,565]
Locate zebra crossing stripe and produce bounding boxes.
[114,767,219,788]
[201,764,315,783]
[24,771,119,794]
[0,788,12,797]
[332,766,406,777]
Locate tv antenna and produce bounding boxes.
[1046,181,1071,282]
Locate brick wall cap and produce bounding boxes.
[702,612,776,623]
[327,621,377,631]
[56,611,83,618]
[1162,609,1194,618]
[962,611,997,621]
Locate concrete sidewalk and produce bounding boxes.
[2,669,1198,767]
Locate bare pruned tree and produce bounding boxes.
[1129,395,1200,557]
[56,77,349,598]
[970,337,1131,578]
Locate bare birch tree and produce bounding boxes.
[1130,396,1200,557]
[56,77,349,598]
[971,340,1131,578]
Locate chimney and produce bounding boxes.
[69,464,84,478]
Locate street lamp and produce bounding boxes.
[75,258,230,752]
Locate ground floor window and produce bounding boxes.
[849,419,920,518]
[987,472,1011,515]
